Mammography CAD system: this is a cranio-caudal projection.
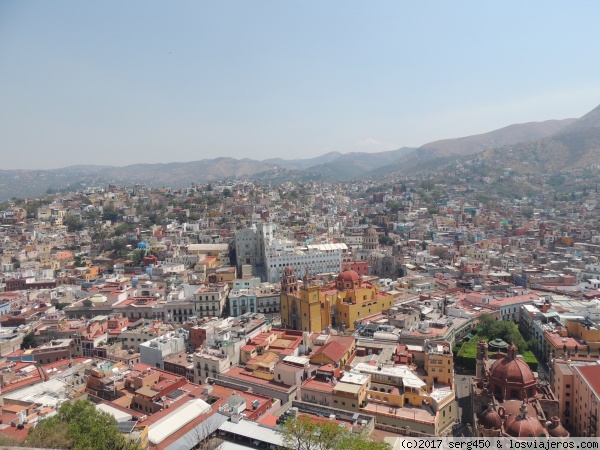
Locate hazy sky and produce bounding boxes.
[2,1,600,170]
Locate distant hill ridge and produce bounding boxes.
[375,118,577,177]
[1,103,599,200]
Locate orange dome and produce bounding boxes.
[336,269,361,290]
[489,344,536,399]
[337,270,360,283]
[479,405,502,430]
[489,357,536,386]
[547,417,569,437]
[504,415,547,438]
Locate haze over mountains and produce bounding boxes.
[369,118,579,179]
[464,104,600,174]
[2,104,600,201]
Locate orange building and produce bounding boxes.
[572,364,600,436]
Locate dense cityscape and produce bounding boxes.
[3,2,600,449]
[1,162,600,448]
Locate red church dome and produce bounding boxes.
[504,402,547,438]
[489,344,536,399]
[337,270,360,283]
[547,416,569,437]
[336,269,360,290]
[479,404,502,430]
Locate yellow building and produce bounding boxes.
[209,266,237,286]
[566,319,600,353]
[332,372,370,412]
[423,341,454,387]
[353,341,456,436]
[280,268,394,333]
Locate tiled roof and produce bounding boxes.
[310,340,348,363]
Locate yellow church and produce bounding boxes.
[280,267,394,333]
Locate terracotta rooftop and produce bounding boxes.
[545,331,579,349]
[301,377,335,393]
[576,365,600,397]
[222,366,295,391]
[310,340,349,363]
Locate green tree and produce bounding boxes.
[73,255,86,267]
[385,200,401,214]
[378,235,394,246]
[111,238,130,256]
[130,249,144,266]
[102,207,119,222]
[279,415,390,450]
[479,314,528,351]
[21,332,37,350]
[420,180,435,191]
[430,189,443,202]
[26,399,143,450]
[64,215,84,232]
[86,209,100,221]
[522,207,534,220]
[113,222,132,237]
[431,247,450,261]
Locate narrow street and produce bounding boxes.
[454,374,474,437]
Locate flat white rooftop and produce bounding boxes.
[219,419,283,446]
[148,399,211,445]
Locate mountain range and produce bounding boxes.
[454,104,600,176]
[1,103,600,201]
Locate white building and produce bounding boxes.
[139,329,188,369]
[193,283,229,318]
[235,222,346,283]
[229,279,280,316]
[265,243,346,283]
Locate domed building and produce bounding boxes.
[546,416,569,437]
[473,340,564,437]
[280,267,394,333]
[503,401,548,438]
[356,226,405,278]
[478,403,503,431]
[362,226,379,251]
[336,269,360,290]
[489,344,537,400]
